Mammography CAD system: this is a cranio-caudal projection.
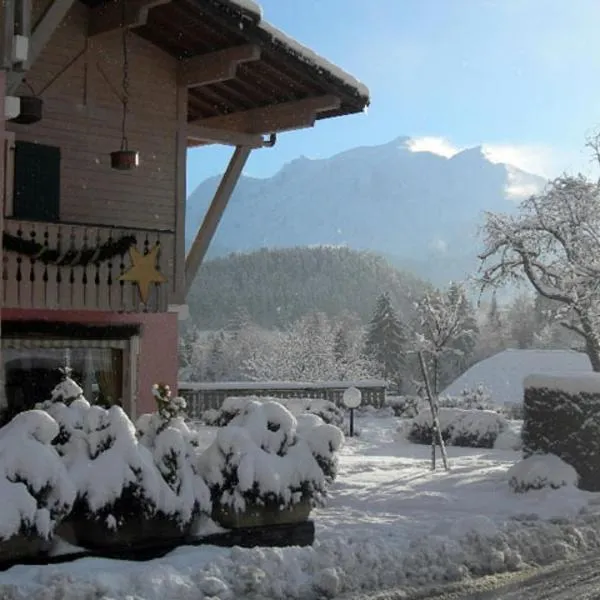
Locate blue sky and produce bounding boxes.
[186,0,600,194]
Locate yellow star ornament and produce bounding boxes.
[118,244,167,304]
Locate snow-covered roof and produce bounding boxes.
[258,22,369,100]
[442,349,592,405]
[221,1,368,99]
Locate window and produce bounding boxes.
[12,140,61,221]
[4,345,124,413]
[0,321,140,423]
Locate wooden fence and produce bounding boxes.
[178,380,387,418]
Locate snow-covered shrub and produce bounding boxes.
[204,395,344,427]
[437,386,496,412]
[36,373,89,459]
[42,373,204,535]
[385,395,424,418]
[201,408,221,426]
[494,424,522,451]
[197,401,342,514]
[0,410,75,541]
[135,383,211,524]
[296,414,344,481]
[508,454,579,493]
[500,403,525,420]
[523,373,600,491]
[407,408,507,448]
[457,385,495,410]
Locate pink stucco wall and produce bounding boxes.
[2,308,178,415]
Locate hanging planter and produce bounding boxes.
[9,95,43,125]
[110,0,139,171]
[111,149,139,170]
[9,81,43,125]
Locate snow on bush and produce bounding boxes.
[437,385,496,411]
[203,395,344,428]
[197,401,341,513]
[0,410,75,541]
[523,372,600,491]
[494,424,522,451]
[296,414,344,481]
[508,454,579,493]
[136,383,211,522]
[385,395,425,418]
[408,407,508,448]
[42,373,207,532]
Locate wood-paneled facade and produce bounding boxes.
[0,0,369,417]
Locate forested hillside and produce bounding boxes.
[187,246,428,329]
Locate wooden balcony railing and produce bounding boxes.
[2,219,175,313]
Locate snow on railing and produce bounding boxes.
[178,380,387,417]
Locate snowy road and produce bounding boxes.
[342,553,600,599]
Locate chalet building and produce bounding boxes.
[0,0,369,418]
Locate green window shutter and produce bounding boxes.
[13,141,61,221]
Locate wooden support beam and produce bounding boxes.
[185,146,252,295]
[190,95,341,135]
[0,0,15,69]
[187,124,266,148]
[179,44,261,88]
[173,85,188,304]
[88,0,171,37]
[8,0,76,93]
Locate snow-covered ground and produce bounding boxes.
[1,412,600,599]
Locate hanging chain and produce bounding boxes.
[120,0,130,151]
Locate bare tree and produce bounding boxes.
[478,170,600,370]
[415,282,478,393]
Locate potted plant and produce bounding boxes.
[41,373,207,550]
[136,383,211,532]
[0,409,75,561]
[197,400,342,529]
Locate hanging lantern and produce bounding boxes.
[111,0,139,170]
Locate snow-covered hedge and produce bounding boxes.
[508,454,579,493]
[385,395,425,418]
[203,395,344,428]
[197,401,343,514]
[523,373,600,491]
[41,375,211,534]
[136,383,211,524]
[438,385,496,411]
[0,410,75,541]
[407,408,508,448]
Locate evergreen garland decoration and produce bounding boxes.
[2,232,137,267]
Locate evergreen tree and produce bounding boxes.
[364,292,407,392]
[206,332,226,382]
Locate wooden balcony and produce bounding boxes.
[2,219,175,313]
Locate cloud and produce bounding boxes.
[406,136,461,158]
[482,144,554,178]
[503,165,547,200]
[406,136,557,178]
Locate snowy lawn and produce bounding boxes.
[2,413,600,599]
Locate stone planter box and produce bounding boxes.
[212,499,312,529]
[66,513,192,551]
[0,534,52,563]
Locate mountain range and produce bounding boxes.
[185,136,546,284]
